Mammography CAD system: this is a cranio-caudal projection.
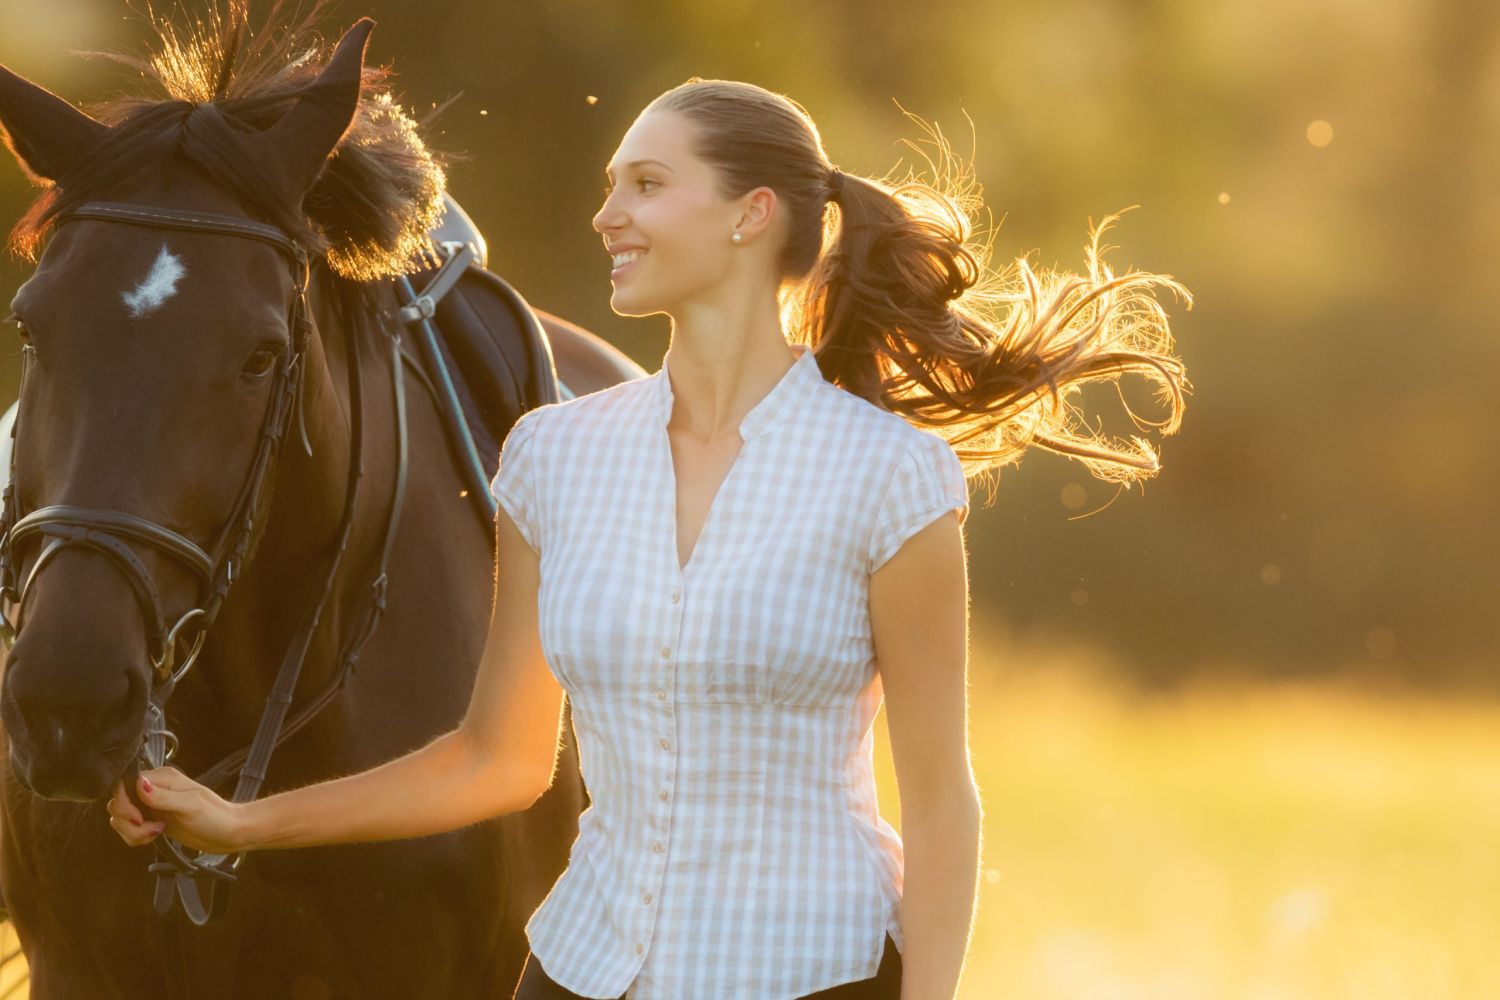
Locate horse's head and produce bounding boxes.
[0,19,376,801]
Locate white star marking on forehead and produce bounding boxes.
[121,244,186,319]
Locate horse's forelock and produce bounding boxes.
[9,0,446,282]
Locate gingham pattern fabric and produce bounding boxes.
[490,342,969,999]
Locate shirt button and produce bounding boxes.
[659,646,671,659]
[659,737,670,750]
[659,789,668,801]
[670,590,680,603]
[636,942,644,955]
[653,841,662,853]
[656,689,666,700]
[643,892,653,904]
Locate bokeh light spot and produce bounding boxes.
[1267,884,1330,943]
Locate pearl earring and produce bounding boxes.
[731,232,742,243]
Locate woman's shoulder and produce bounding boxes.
[515,371,658,438]
[815,384,966,507]
[816,379,936,449]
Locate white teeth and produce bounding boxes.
[612,250,645,268]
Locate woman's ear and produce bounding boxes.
[735,186,779,242]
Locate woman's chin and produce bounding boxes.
[608,288,666,318]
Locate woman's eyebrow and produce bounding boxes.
[604,158,676,178]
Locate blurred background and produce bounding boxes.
[1,1,1496,997]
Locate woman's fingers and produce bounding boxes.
[113,764,239,855]
[106,806,165,847]
[136,765,189,811]
[110,779,145,826]
[107,775,169,848]
[136,767,180,816]
[108,813,162,846]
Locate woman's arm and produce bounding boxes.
[870,509,982,1000]
[109,505,567,854]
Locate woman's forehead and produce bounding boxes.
[608,111,693,174]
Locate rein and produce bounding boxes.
[0,201,412,926]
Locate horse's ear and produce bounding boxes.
[0,64,108,183]
[263,17,375,199]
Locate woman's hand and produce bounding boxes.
[107,767,247,855]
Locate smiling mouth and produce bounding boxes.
[611,251,646,278]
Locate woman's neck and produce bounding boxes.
[663,304,797,441]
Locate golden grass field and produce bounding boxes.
[874,634,1500,1000]
[2,636,1495,999]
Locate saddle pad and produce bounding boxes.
[403,257,561,486]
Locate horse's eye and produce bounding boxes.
[243,347,280,379]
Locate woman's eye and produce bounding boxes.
[243,348,279,379]
[602,179,656,195]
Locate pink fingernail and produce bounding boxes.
[140,777,153,793]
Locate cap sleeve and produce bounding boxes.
[490,406,547,554]
[866,429,969,574]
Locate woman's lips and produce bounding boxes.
[611,253,645,279]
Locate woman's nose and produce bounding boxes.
[592,195,624,233]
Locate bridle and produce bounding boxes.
[0,201,411,926]
[0,204,313,679]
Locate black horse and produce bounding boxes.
[0,7,637,996]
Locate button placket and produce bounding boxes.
[637,580,684,961]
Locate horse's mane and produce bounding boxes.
[7,0,446,284]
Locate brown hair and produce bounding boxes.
[647,79,1192,496]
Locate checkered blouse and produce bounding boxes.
[489,342,969,999]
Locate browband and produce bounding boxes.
[55,201,304,262]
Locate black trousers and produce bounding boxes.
[513,933,902,999]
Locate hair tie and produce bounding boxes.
[827,167,844,203]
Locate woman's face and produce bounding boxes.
[592,109,746,317]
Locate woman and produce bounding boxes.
[108,78,1189,999]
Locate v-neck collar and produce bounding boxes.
[653,342,824,441]
[655,342,825,576]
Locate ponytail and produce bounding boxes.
[794,130,1191,490]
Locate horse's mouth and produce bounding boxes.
[6,726,146,802]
